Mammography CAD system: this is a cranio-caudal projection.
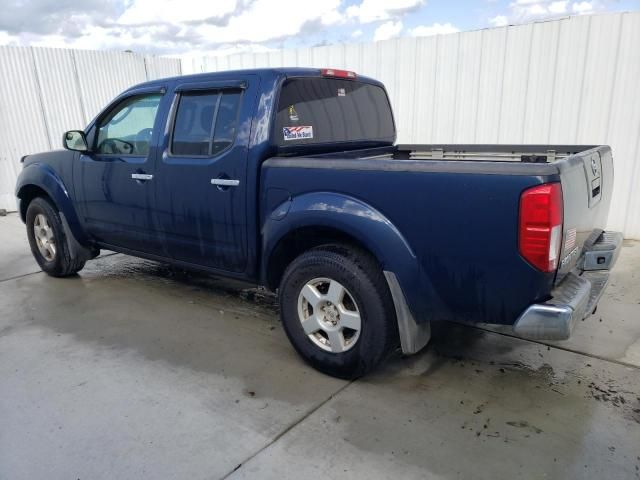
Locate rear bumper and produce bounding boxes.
[513,231,623,340]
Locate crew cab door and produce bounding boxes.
[74,86,169,253]
[153,77,256,272]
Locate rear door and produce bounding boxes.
[153,77,257,272]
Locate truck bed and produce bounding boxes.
[264,142,613,326]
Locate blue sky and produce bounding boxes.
[1,0,639,55]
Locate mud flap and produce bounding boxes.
[384,271,431,354]
[59,212,97,261]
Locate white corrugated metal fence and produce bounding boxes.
[184,12,640,238]
[0,46,181,211]
[1,12,638,237]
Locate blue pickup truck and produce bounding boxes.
[16,67,622,378]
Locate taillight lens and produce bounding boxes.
[518,182,563,272]
[320,68,357,79]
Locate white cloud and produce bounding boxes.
[409,22,459,37]
[373,20,403,41]
[193,0,342,45]
[526,3,547,15]
[347,0,425,24]
[0,0,612,55]
[549,1,568,13]
[572,1,594,13]
[489,15,509,27]
[0,30,14,45]
[491,0,603,28]
[118,0,236,24]
[321,10,344,26]
[178,43,274,59]
[0,0,343,55]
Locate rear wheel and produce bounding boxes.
[26,197,86,277]
[279,244,398,379]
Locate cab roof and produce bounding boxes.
[126,67,383,94]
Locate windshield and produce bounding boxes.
[275,77,395,147]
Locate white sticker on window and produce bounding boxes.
[283,126,313,141]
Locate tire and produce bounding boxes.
[26,197,86,277]
[279,244,398,379]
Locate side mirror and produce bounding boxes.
[63,130,89,152]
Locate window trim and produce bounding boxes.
[167,88,244,160]
[174,79,247,92]
[93,91,164,158]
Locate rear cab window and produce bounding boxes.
[171,89,242,157]
[274,77,395,148]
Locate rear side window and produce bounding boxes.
[275,77,395,147]
[171,90,241,156]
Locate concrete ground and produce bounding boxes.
[1,212,639,480]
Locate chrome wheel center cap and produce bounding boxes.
[324,304,339,325]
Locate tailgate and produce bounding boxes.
[556,146,615,280]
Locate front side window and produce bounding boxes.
[96,94,162,156]
[171,89,242,157]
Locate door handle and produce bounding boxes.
[210,178,240,187]
[131,173,153,181]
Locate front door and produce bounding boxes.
[75,88,167,253]
[153,77,255,272]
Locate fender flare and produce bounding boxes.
[16,162,90,253]
[262,192,432,354]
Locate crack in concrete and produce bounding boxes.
[463,322,640,371]
[220,379,355,479]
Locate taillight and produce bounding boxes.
[518,182,563,272]
[320,68,357,79]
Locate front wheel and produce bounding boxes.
[26,197,86,277]
[279,244,398,379]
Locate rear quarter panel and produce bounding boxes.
[261,158,558,325]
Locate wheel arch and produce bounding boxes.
[261,192,420,295]
[264,225,379,291]
[16,163,87,244]
[17,184,52,222]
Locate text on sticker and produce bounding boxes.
[283,126,313,141]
